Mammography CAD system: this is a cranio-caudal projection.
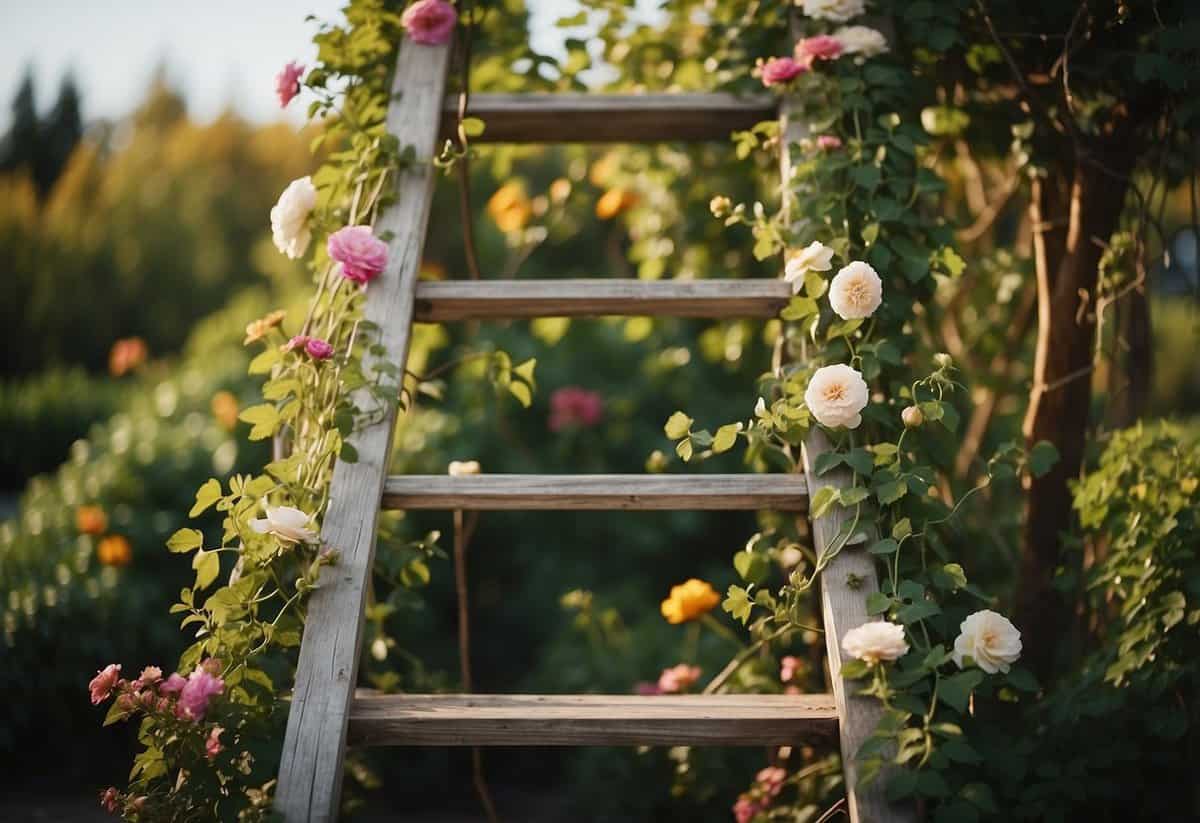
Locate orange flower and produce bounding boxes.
[420,260,448,281]
[548,178,572,204]
[243,309,287,345]
[75,505,108,536]
[661,578,720,624]
[211,391,239,431]
[486,181,532,234]
[96,535,133,567]
[108,337,148,377]
[595,188,639,220]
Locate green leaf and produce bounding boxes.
[780,296,819,320]
[869,538,899,555]
[508,380,533,408]
[813,452,844,475]
[841,486,870,505]
[461,117,486,138]
[938,670,985,713]
[192,549,220,591]
[167,528,204,554]
[877,480,907,505]
[339,442,359,463]
[810,486,841,519]
[723,585,754,624]
[513,357,537,384]
[664,411,693,439]
[844,449,875,476]
[1029,440,1060,477]
[248,347,281,375]
[1005,666,1039,692]
[189,479,222,518]
[898,598,940,623]
[676,438,694,462]
[841,659,870,680]
[867,592,894,615]
[892,518,913,540]
[712,423,741,454]
[804,270,828,299]
[238,403,280,441]
[733,550,769,585]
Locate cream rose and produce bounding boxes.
[842,620,909,665]
[952,610,1022,674]
[249,505,317,545]
[829,261,883,320]
[799,0,865,23]
[448,460,482,476]
[832,25,889,59]
[270,176,317,259]
[804,364,869,429]
[784,241,836,293]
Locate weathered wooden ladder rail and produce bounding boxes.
[275,38,911,823]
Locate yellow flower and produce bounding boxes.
[661,578,720,624]
[211,391,239,431]
[97,535,133,567]
[549,178,572,204]
[75,505,108,536]
[243,309,286,345]
[487,181,532,234]
[595,188,639,220]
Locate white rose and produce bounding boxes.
[249,505,317,545]
[829,261,883,320]
[799,0,865,23]
[832,25,890,59]
[448,460,482,476]
[784,242,836,293]
[842,620,909,665]
[270,176,317,259]
[952,610,1022,674]
[804,364,869,429]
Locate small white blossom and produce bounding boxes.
[804,364,869,429]
[799,0,866,23]
[448,460,482,476]
[842,621,909,665]
[829,261,883,320]
[249,505,317,545]
[832,25,890,59]
[952,610,1022,674]
[270,176,317,259]
[784,242,836,293]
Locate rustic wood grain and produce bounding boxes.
[348,693,838,746]
[381,474,809,511]
[413,279,792,321]
[274,41,450,823]
[439,93,777,143]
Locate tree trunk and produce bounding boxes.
[1016,146,1134,680]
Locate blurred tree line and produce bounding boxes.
[0,68,82,197]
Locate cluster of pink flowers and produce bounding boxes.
[275,60,304,108]
[759,33,847,89]
[328,225,389,284]
[759,56,808,87]
[816,134,843,151]
[89,659,225,723]
[733,766,790,822]
[658,663,702,694]
[796,34,843,63]
[401,0,457,45]
[548,386,604,431]
[284,334,335,360]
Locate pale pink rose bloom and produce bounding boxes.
[249,505,318,545]
[275,61,304,108]
[779,655,802,683]
[328,225,389,284]
[305,338,334,360]
[549,387,604,431]
[283,334,309,353]
[138,666,163,686]
[176,667,224,721]
[760,56,807,87]
[733,794,767,823]
[159,673,187,695]
[756,766,788,797]
[796,35,843,64]
[205,726,224,759]
[402,0,458,45]
[657,663,702,694]
[817,135,844,151]
[89,664,121,705]
[99,787,120,813]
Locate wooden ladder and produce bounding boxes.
[275,39,910,823]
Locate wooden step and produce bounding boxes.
[348,693,838,746]
[440,93,777,143]
[381,474,808,511]
[413,279,791,321]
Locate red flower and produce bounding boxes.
[548,387,604,431]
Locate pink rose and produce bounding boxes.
[549,387,604,431]
[817,135,843,151]
[780,655,802,683]
[401,0,457,45]
[328,225,389,284]
[89,664,121,705]
[795,35,843,64]
[176,666,224,721]
[159,673,187,695]
[760,57,807,87]
[756,766,788,798]
[99,787,121,814]
[657,664,702,694]
[275,61,304,108]
[305,337,334,360]
[138,666,163,686]
[733,794,767,823]
[284,334,309,353]
[205,726,224,759]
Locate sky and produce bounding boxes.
[0,0,582,130]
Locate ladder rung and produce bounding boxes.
[348,693,838,746]
[414,279,791,321]
[381,474,808,511]
[440,93,777,143]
